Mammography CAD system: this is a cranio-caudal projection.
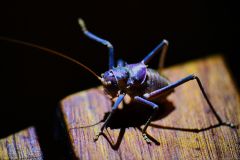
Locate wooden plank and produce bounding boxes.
[0,127,43,160]
[59,55,240,159]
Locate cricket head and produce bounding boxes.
[101,67,129,98]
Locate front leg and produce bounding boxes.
[94,93,126,141]
[78,18,115,69]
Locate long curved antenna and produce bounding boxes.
[78,18,115,69]
[0,36,101,80]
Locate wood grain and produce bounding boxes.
[0,127,43,160]
[59,55,240,159]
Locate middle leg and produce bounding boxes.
[142,39,169,72]
[134,96,159,143]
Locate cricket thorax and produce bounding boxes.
[101,62,148,98]
[101,62,171,99]
[125,68,171,98]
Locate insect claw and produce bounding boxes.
[94,131,104,142]
[222,121,237,128]
[94,132,101,142]
[142,133,151,144]
[146,139,151,145]
[93,138,98,142]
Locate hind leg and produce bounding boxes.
[144,74,236,128]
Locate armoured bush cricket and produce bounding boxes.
[0,19,236,144]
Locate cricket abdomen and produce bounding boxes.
[145,69,170,93]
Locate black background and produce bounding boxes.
[0,0,239,159]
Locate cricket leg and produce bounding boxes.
[142,39,169,72]
[78,18,115,69]
[134,96,159,144]
[94,93,126,141]
[144,74,236,128]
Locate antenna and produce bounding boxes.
[0,37,102,80]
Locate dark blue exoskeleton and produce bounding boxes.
[0,19,236,144]
[78,19,236,143]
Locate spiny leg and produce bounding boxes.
[144,74,236,128]
[94,93,126,141]
[142,39,169,72]
[134,96,159,144]
[78,18,115,69]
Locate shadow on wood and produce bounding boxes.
[70,100,175,149]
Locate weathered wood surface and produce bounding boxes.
[0,127,43,160]
[60,55,240,160]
